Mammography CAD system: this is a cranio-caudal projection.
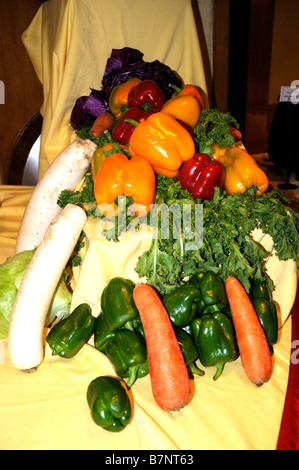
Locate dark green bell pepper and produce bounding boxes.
[87,376,132,432]
[251,279,278,346]
[189,270,228,314]
[191,311,238,380]
[251,279,271,300]
[46,303,95,358]
[101,277,140,331]
[252,297,278,346]
[106,329,148,387]
[163,284,201,327]
[94,312,115,353]
[175,327,205,376]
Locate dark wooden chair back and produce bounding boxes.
[7,111,43,185]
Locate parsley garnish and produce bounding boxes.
[194,108,240,155]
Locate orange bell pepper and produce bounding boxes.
[91,142,127,181]
[109,78,142,118]
[171,84,205,111]
[211,147,268,196]
[162,94,200,128]
[94,153,156,218]
[129,111,195,178]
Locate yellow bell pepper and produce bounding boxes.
[109,78,142,118]
[162,94,200,128]
[94,153,156,218]
[211,147,268,196]
[129,111,195,178]
[91,143,127,181]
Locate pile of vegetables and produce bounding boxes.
[2,48,299,433]
[44,271,279,429]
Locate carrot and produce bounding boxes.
[133,283,191,411]
[225,276,272,386]
[90,112,115,137]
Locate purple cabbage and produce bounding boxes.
[70,47,183,130]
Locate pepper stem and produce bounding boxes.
[141,103,152,112]
[123,118,140,127]
[126,365,139,388]
[189,362,205,377]
[213,363,224,381]
[169,83,182,94]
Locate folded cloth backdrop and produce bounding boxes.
[22,0,208,178]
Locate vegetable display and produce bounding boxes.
[3,47,299,434]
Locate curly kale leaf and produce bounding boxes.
[193,108,240,155]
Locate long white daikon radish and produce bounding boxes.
[16,139,97,254]
[8,204,87,372]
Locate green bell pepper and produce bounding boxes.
[94,312,116,353]
[189,270,228,314]
[101,277,141,331]
[46,303,95,358]
[175,327,205,376]
[251,279,278,346]
[106,329,148,387]
[252,298,278,346]
[87,376,132,432]
[162,284,201,327]
[251,278,271,300]
[191,311,238,380]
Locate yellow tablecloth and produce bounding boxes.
[22,0,208,178]
[0,185,296,450]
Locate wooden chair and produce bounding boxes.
[0,159,4,185]
[6,111,43,185]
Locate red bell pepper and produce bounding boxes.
[127,79,164,112]
[177,153,225,200]
[229,126,242,141]
[112,107,154,145]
